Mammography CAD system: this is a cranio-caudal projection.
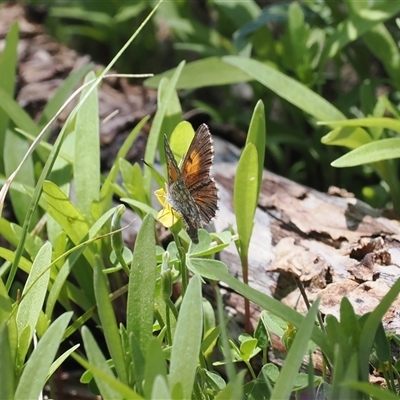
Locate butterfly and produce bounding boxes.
[164,123,218,244]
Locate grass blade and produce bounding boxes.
[126,213,156,356]
[14,312,72,400]
[169,274,203,399]
[74,71,100,217]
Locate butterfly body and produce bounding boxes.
[164,124,218,244]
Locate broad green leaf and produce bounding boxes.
[187,258,228,278]
[43,180,91,245]
[224,56,345,122]
[0,248,32,275]
[144,57,251,90]
[94,258,128,384]
[129,331,145,395]
[0,323,15,399]
[120,160,147,206]
[127,213,156,356]
[0,22,19,173]
[234,143,258,257]
[169,121,195,161]
[75,71,100,217]
[14,312,72,400]
[81,327,123,400]
[151,375,171,400]
[374,322,390,362]
[115,3,148,23]
[321,127,372,149]
[319,117,400,134]
[16,242,51,359]
[271,299,320,399]
[143,61,185,196]
[331,138,400,167]
[340,297,360,347]
[246,100,266,198]
[169,274,203,400]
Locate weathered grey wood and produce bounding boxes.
[212,141,400,333]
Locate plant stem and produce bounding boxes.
[241,252,252,334]
[172,231,188,297]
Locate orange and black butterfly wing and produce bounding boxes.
[164,134,201,243]
[180,124,218,224]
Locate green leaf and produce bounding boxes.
[94,258,128,384]
[49,6,113,27]
[45,207,116,318]
[14,312,72,400]
[223,56,345,121]
[193,261,330,360]
[151,375,171,400]
[99,115,149,213]
[4,128,38,228]
[271,299,320,399]
[143,61,185,196]
[321,127,372,149]
[74,71,100,217]
[320,3,400,65]
[359,277,400,381]
[81,327,123,400]
[187,258,228,278]
[0,22,19,173]
[169,274,203,400]
[143,339,168,399]
[234,143,258,257]
[126,213,156,356]
[214,0,261,28]
[16,242,51,361]
[246,100,266,200]
[43,180,91,246]
[6,0,162,292]
[129,330,145,395]
[0,323,15,399]
[46,344,80,381]
[144,57,251,90]
[0,88,39,137]
[169,121,195,161]
[331,138,400,167]
[343,381,400,400]
[339,297,360,348]
[363,23,400,90]
[319,117,400,134]
[374,322,390,362]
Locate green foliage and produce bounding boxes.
[3,1,400,399]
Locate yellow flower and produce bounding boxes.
[155,188,181,228]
